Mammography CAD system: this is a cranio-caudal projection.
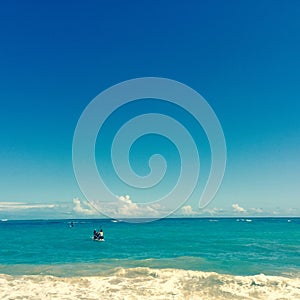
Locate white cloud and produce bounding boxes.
[179,205,227,216]
[202,207,225,215]
[115,195,162,217]
[72,198,97,215]
[0,202,56,211]
[250,207,264,213]
[232,203,247,213]
[181,205,197,215]
[92,195,163,218]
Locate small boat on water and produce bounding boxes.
[92,229,104,242]
[92,238,105,242]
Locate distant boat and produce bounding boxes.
[1,219,8,222]
[236,219,252,222]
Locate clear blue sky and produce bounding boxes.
[0,0,299,219]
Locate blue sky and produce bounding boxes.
[0,0,299,219]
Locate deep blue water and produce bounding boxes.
[0,218,299,277]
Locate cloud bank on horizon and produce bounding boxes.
[0,198,299,220]
[0,202,57,210]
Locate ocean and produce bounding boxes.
[0,218,300,299]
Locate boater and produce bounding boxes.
[99,229,104,240]
[93,230,98,240]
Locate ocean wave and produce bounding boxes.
[1,268,300,300]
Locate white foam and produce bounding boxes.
[1,268,300,300]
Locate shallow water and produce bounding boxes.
[0,218,299,299]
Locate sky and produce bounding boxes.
[0,0,299,219]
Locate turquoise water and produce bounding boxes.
[0,218,300,277]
